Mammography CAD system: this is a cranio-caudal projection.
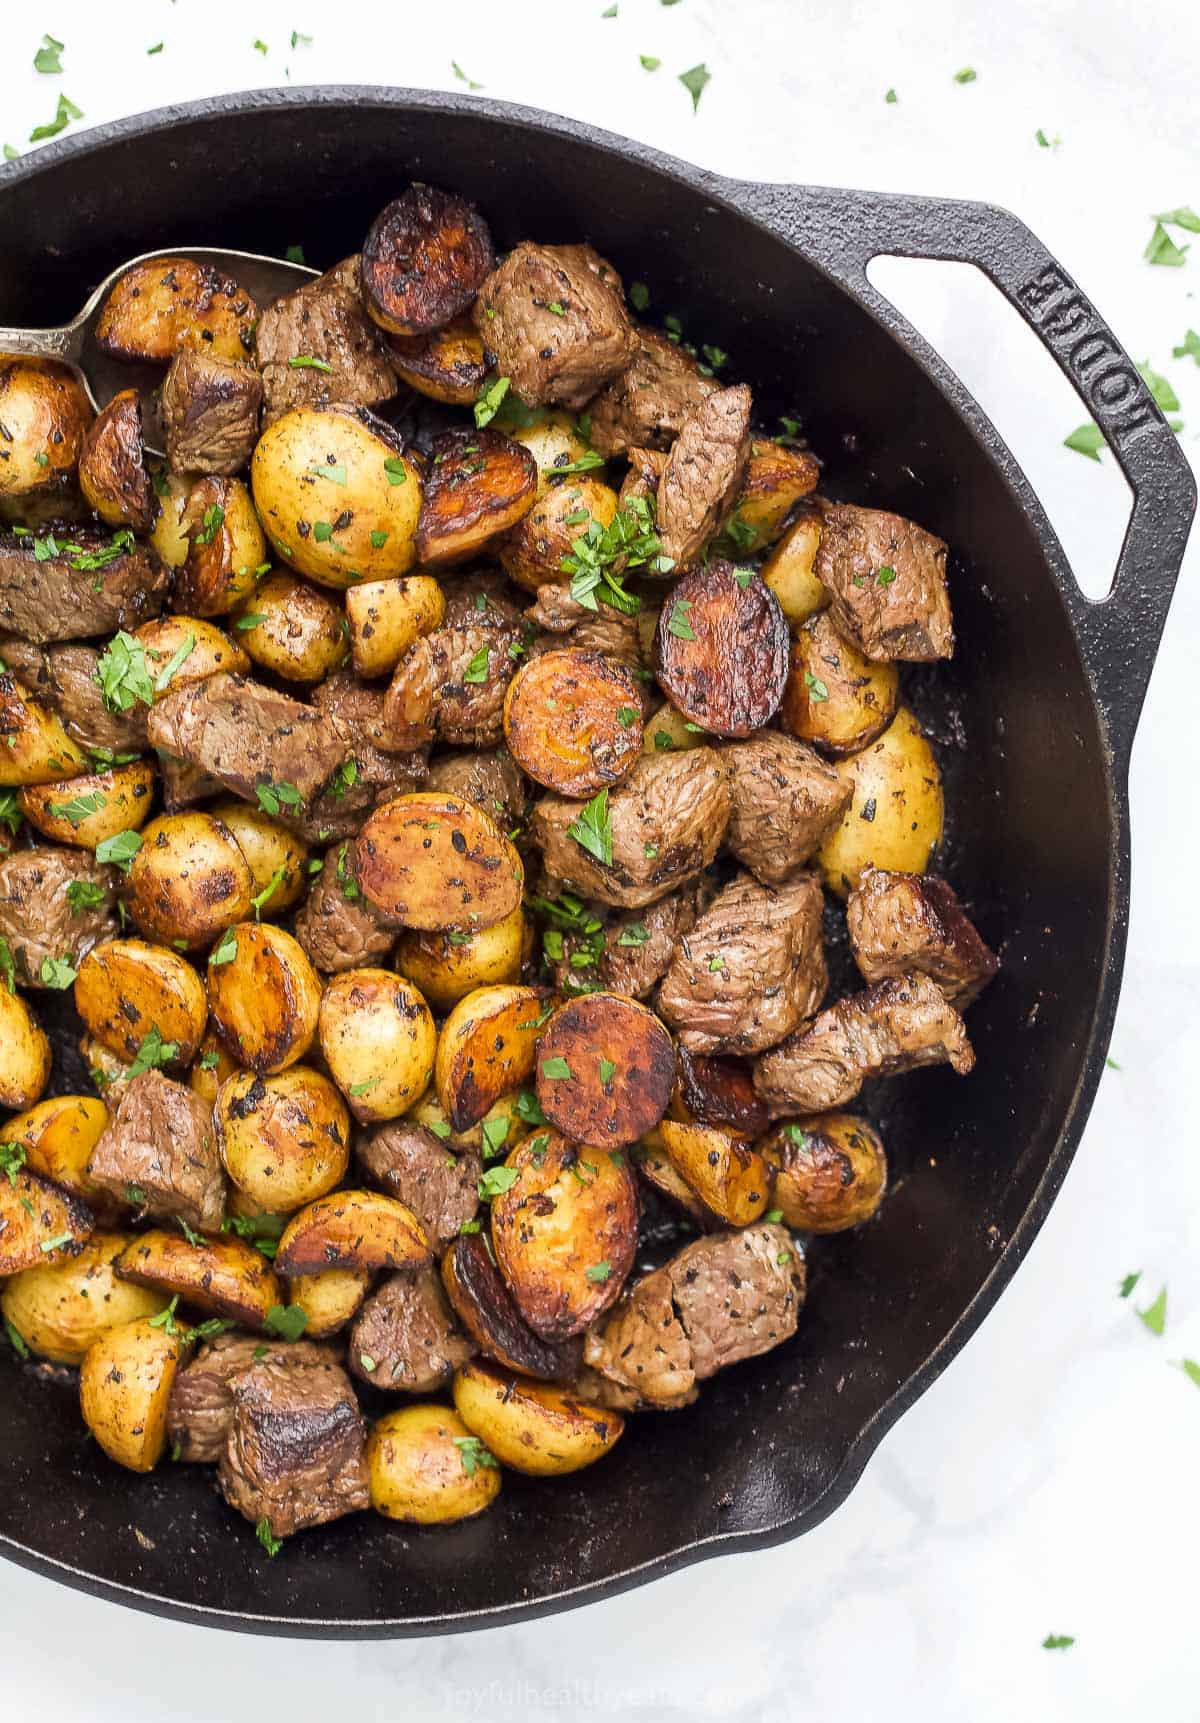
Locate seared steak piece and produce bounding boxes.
[383,582,523,748]
[525,587,644,673]
[814,503,953,662]
[596,887,704,1000]
[618,446,668,512]
[86,1069,225,1232]
[847,867,998,1006]
[531,747,731,910]
[668,1223,804,1380]
[355,1122,480,1250]
[293,840,397,973]
[0,845,116,984]
[425,746,528,832]
[657,870,827,1055]
[0,528,168,643]
[723,733,852,885]
[655,385,752,568]
[582,1265,697,1410]
[347,1267,474,1392]
[586,329,719,456]
[254,256,397,425]
[159,755,223,811]
[167,1334,333,1463]
[146,672,350,806]
[311,670,417,758]
[218,1348,369,1536]
[754,971,975,1114]
[0,638,148,757]
[160,348,263,474]
[473,242,636,409]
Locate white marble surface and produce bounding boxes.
[2,1,1198,1716]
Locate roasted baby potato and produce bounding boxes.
[0,358,91,499]
[368,1403,502,1525]
[503,648,643,795]
[760,1113,887,1232]
[148,471,192,568]
[816,706,944,897]
[394,902,529,1011]
[208,798,308,911]
[188,1029,239,1105]
[274,1188,430,1277]
[114,1230,282,1328]
[435,984,546,1131]
[722,440,820,554]
[287,1267,371,1339]
[408,1085,528,1158]
[234,573,347,683]
[0,987,53,1109]
[74,938,207,1065]
[780,609,899,756]
[452,1359,624,1476]
[415,429,537,568]
[176,476,266,616]
[657,1119,771,1226]
[79,1315,185,1473]
[490,1131,637,1339]
[760,503,828,625]
[498,476,619,591]
[641,702,709,756]
[633,1134,712,1226]
[361,185,495,336]
[135,614,252,691]
[503,407,595,494]
[355,791,524,930]
[19,760,154,849]
[251,405,423,588]
[316,969,433,1123]
[215,1066,350,1211]
[442,1232,583,1381]
[0,1167,91,1272]
[345,574,446,679]
[654,561,790,738]
[386,313,489,404]
[207,923,322,1072]
[126,811,255,949]
[94,257,257,363]
[77,389,155,532]
[0,674,89,786]
[3,1093,110,1207]
[534,993,676,1147]
[1,1231,169,1364]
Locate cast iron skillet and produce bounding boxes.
[0,89,1193,1637]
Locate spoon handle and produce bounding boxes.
[0,325,82,365]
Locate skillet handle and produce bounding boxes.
[728,183,1196,760]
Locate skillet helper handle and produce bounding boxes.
[731,184,1196,759]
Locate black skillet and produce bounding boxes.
[0,89,1193,1636]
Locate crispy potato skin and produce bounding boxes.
[368,1404,501,1524]
[442,1232,584,1382]
[435,984,546,1131]
[355,791,524,931]
[535,994,676,1147]
[346,575,446,679]
[148,471,192,569]
[114,1230,283,1327]
[207,923,322,1073]
[289,1267,371,1338]
[490,1131,637,1340]
[760,505,827,626]
[0,1167,92,1272]
[658,1119,771,1226]
[724,441,820,553]
[188,1029,239,1104]
[760,1112,887,1231]
[79,1315,185,1473]
[4,1094,112,1208]
[234,573,347,683]
[318,968,436,1122]
[126,812,255,950]
[177,476,266,617]
[415,429,537,569]
[207,798,308,909]
[503,649,643,796]
[135,615,252,690]
[780,610,899,756]
[498,477,619,592]
[274,1188,431,1277]
[0,673,90,786]
[18,761,155,849]
[654,561,789,738]
[0,358,92,498]
[452,1359,624,1476]
[816,707,944,897]
[386,314,489,404]
[395,903,528,1012]
[2,1231,168,1364]
[216,1066,350,1211]
[77,389,155,532]
[74,938,207,1065]
[0,988,53,1109]
[362,186,495,337]
[94,257,257,363]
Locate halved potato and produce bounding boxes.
[723,440,820,553]
[408,1086,528,1158]
[19,760,154,850]
[815,706,944,897]
[77,389,155,532]
[233,573,347,683]
[215,1066,350,1212]
[94,257,257,363]
[148,471,192,569]
[188,1029,239,1105]
[641,702,708,756]
[0,673,89,786]
[368,1403,502,1524]
[415,428,536,568]
[208,798,309,911]
[74,938,207,1064]
[355,791,524,931]
[435,984,546,1131]
[126,811,255,950]
[394,902,528,1012]
[759,1112,887,1232]
[760,503,827,625]
[452,1359,624,1476]
[0,1167,92,1273]
[633,1135,711,1226]
[503,648,642,795]
[442,1232,583,1381]
[0,357,92,498]
[657,1118,771,1226]
[274,1188,430,1277]
[498,476,619,592]
[361,186,495,336]
[0,987,52,1109]
[79,1315,185,1473]
[114,1229,282,1327]
[207,923,321,1073]
[490,1131,637,1339]
[3,1094,110,1207]
[134,615,250,692]
[176,476,266,616]
[345,575,446,679]
[503,408,594,495]
[387,313,489,404]
[2,1231,169,1364]
[780,609,900,756]
[535,993,676,1147]
[288,1268,371,1339]
[318,968,436,1122]
[654,559,790,738]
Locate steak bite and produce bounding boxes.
[86,1069,225,1232]
[0,845,117,984]
[383,582,524,749]
[293,840,397,973]
[655,384,752,569]
[160,348,263,475]
[723,733,852,886]
[424,746,528,832]
[254,256,397,425]
[846,867,998,1006]
[0,639,148,758]
[0,528,168,644]
[814,503,953,662]
[753,971,975,1114]
[657,870,827,1056]
[167,1333,333,1463]
[582,1264,697,1410]
[355,1122,480,1250]
[595,886,704,1000]
[218,1348,370,1536]
[347,1266,474,1392]
[473,241,636,409]
[668,1223,804,1380]
[586,328,720,456]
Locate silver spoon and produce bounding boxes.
[0,246,316,456]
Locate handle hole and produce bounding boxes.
[866,255,1134,601]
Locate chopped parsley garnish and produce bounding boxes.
[616,705,639,728]
[598,1058,616,1084]
[1137,359,1184,428]
[640,55,661,71]
[251,865,290,918]
[287,354,333,372]
[192,503,225,546]
[585,1260,612,1282]
[474,376,511,428]
[348,1078,381,1098]
[235,612,267,630]
[617,922,649,947]
[0,790,22,836]
[153,631,196,692]
[39,1231,74,1255]
[66,879,105,914]
[630,281,650,311]
[310,462,347,486]
[39,956,76,989]
[478,1165,519,1201]
[0,937,14,994]
[359,1353,377,1373]
[481,1115,510,1159]
[454,1435,498,1477]
[561,495,671,612]
[667,598,696,639]
[126,1026,179,1079]
[566,787,613,866]
[516,1089,547,1125]
[1064,424,1105,462]
[30,93,82,142]
[953,66,977,83]
[653,730,674,751]
[1144,222,1188,267]
[540,1056,573,1080]
[95,829,143,870]
[885,88,898,103]
[1137,1285,1167,1336]
[96,632,155,712]
[451,60,483,91]
[764,1208,783,1224]
[1118,1271,1141,1299]
[0,1142,28,1185]
[462,646,490,684]
[255,780,303,816]
[256,1518,283,1557]
[4,1316,30,1359]
[369,529,389,548]
[328,757,359,799]
[34,34,65,74]
[383,456,408,486]
[679,62,711,112]
[804,671,829,702]
[876,566,897,586]
[1042,1635,1074,1651]
[223,1213,284,1259]
[1173,328,1200,364]
[708,955,725,972]
[427,1119,453,1140]
[210,928,238,966]
[264,1304,308,1341]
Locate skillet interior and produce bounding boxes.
[0,92,1116,1633]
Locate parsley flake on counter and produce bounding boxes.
[1155,205,1200,232]
[1144,222,1188,267]
[147,42,164,56]
[1137,1285,1167,1335]
[34,33,64,74]
[602,4,619,15]
[1137,359,1183,429]
[885,88,898,104]
[3,145,19,162]
[1173,328,1200,364]
[641,55,662,71]
[1042,1635,1075,1651]
[1105,1055,1121,1070]
[291,32,313,49]
[1064,423,1105,462]
[451,60,484,91]
[953,67,977,84]
[679,63,711,113]
[253,39,269,55]
[1118,1271,1140,1299]
[567,787,613,866]
[1177,1359,1200,1389]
